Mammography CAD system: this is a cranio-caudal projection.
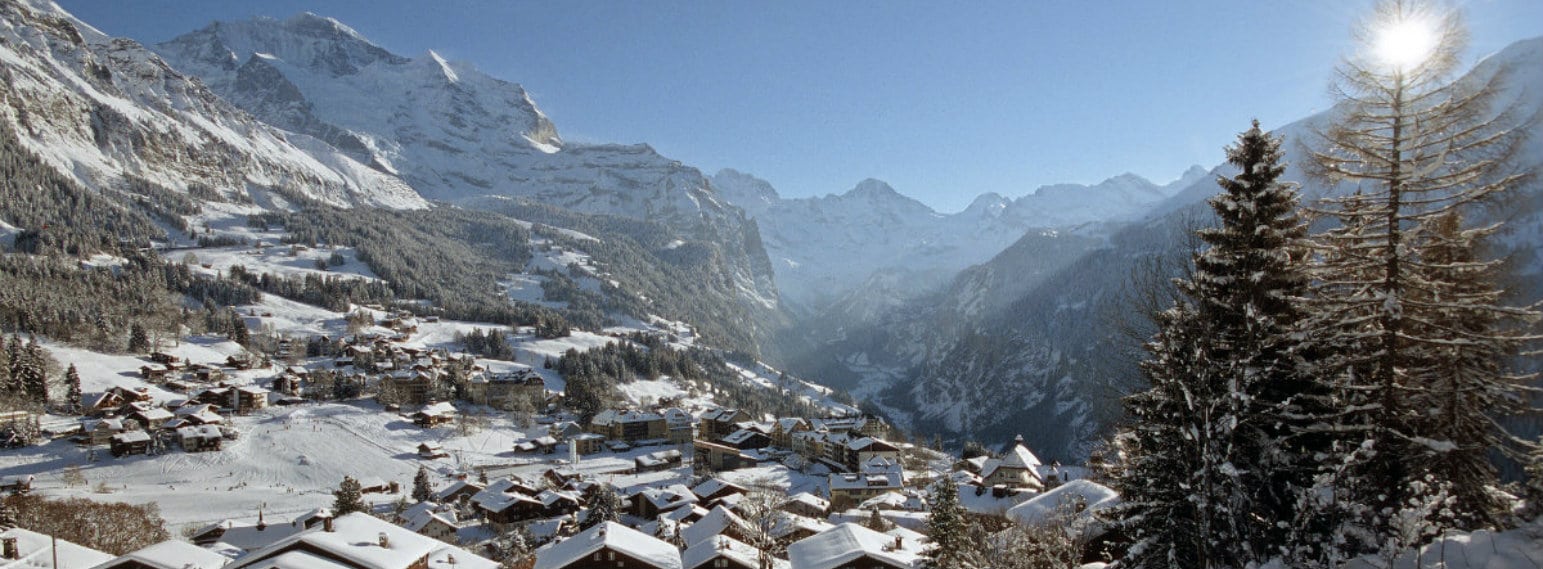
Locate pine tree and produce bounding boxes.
[922,476,970,569]
[65,364,82,414]
[332,476,366,516]
[1522,435,1543,519]
[0,339,11,397]
[1303,0,1534,552]
[580,484,619,530]
[16,337,48,405]
[127,323,149,354]
[412,466,433,502]
[1108,120,1313,568]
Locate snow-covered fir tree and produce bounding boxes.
[127,323,149,354]
[1108,119,1312,569]
[1301,0,1537,555]
[64,363,81,414]
[580,484,619,530]
[332,476,365,516]
[412,466,433,502]
[922,475,971,569]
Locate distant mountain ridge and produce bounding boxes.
[713,166,1208,308]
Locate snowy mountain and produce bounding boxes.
[0,0,426,210]
[151,11,783,336]
[793,36,1543,461]
[713,166,1207,308]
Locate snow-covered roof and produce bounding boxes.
[786,523,919,569]
[110,430,151,443]
[591,409,663,425]
[691,478,746,500]
[768,514,832,540]
[1005,479,1119,527]
[1001,438,1042,470]
[682,535,765,569]
[721,429,768,446]
[829,471,901,491]
[96,540,229,569]
[0,527,111,569]
[633,484,697,511]
[680,505,748,546]
[781,492,829,512]
[224,512,494,569]
[954,484,1037,515]
[533,522,681,569]
[417,401,456,417]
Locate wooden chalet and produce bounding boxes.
[412,401,456,428]
[532,522,681,569]
[109,430,151,457]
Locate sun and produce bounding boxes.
[1373,16,1438,70]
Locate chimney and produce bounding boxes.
[378,532,390,548]
[2,536,18,560]
[894,536,904,551]
[257,510,267,531]
[323,517,334,532]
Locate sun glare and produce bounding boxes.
[1373,17,1438,70]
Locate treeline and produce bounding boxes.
[0,494,170,555]
[224,264,392,313]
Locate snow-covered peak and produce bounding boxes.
[711,169,782,216]
[962,192,1010,218]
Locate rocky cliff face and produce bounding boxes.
[0,0,427,210]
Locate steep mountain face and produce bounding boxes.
[0,0,426,210]
[714,167,1207,309]
[810,37,1543,460]
[151,12,783,350]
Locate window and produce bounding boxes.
[608,551,616,560]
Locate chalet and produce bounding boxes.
[387,370,438,405]
[401,507,459,544]
[589,409,667,443]
[188,365,225,383]
[536,489,582,517]
[418,442,449,459]
[1006,479,1125,563]
[843,438,901,472]
[357,477,398,495]
[515,436,560,454]
[693,439,757,472]
[412,401,457,428]
[129,407,174,430]
[570,433,605,455]
[634,449,683,472]
[0,474,34,495]
[662,408,695,445]
[233,386,270,414]
[177,425,223,452]
[787,523,921,569]
[532,521,681,569]
[691,478,749,503]
[828,472,903,511]
[482,369,545,410]
[218,512,495,569]
[173,403,225,426]
[90,540,229,569]
[226,353,259,370]
[682,535,761,569]
[108,430,152,457]
[0,527,111,569]
[629,484,698,519]
[191,386,232,407]
[979,435,1045,490]
[542,468,580,489]
[472,480,546,528]
[769,515,833,545]
[778,493,827,519]
[698,408,752,440]
[433,479,485,504]
[149,352,179,365]
[770,417,810,449]
[84,417,126,445]
[139,365,171,381]
[721,428,771,450]
[680,506,751,547]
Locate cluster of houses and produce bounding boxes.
[78,386,242,458]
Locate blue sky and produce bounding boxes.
[58,1,1543,212]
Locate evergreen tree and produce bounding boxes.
[332,476,366,516]
[580,484,619,530]
[1108,120,1313,568]
[127,323,150,354]
[0,339,10,397]
[412,466,433,503]
[922,476,970,569]
[1303,0,1535,554]
[64,364,82,414]
[1522,435,1543,519]
[16,337,48,404]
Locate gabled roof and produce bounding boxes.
[633,484,698,511]
[417,402,456,417]
[223,512,495,569]
[768,514,833,541]
[591,409,663,425]
[692,478,748,501]
[533,522,681,569]
[721,429,769,446]
[781,492,829,512]
[680,505,748,546]
[1001,437,1042,470]
[1006,479,1120,527]
[0,527,111,569]
[682,535,768,569]
[787,523,919,569]
[94,540,229,569]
